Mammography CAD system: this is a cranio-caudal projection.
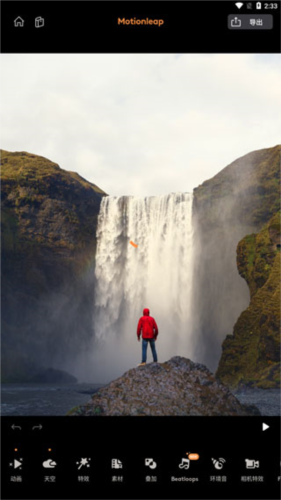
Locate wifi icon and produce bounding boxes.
[235,2,244,8]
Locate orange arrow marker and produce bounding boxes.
[130,241,138,248]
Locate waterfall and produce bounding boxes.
[90,193,194,382]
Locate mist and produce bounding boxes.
[191,149,272,371]
[72,192,194,383]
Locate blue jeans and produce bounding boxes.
[142,339,158,363]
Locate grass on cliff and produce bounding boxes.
[237,211,280,297]
[217,212,281,389]
[0,150,106,195]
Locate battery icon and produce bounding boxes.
[256,2,262,8]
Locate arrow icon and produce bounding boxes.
[9,459,23,469]
[11,424,22,430]
[32,425,43,431]
[262,423,270,431]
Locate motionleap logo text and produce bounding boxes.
[118,18,165,27]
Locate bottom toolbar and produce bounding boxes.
[1,416,280,499]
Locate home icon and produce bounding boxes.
[14,16,24,27]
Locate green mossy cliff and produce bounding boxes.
[1,150,106,381]
[192,145,280,386]
[216,213,280,388]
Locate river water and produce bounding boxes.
[1,384,280,416]
[1,383,103,416]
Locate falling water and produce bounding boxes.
[89,193,194,382]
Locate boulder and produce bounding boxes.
[68,356,260,416]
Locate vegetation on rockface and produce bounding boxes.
[192,145,281,383]
[216,213,280,388]
[236,212,280,298]
[1,150,105,252]
[1,150,107,382]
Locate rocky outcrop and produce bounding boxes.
[1,150,106,382]
[216,213,280,388]
[68,357,260,416]
[192,144,280,388]
[193,146,281,376]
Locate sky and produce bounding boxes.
[1,54,280,197]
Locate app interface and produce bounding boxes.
[1,1,280,499]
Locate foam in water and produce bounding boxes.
[86,193,194,382]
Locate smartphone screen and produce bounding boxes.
[1,1,280,500]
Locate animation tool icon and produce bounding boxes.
[9,459,23,470]
[129,240,138,248]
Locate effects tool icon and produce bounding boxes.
[76,458,91,470]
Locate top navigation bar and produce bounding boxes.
[1,1,281,53]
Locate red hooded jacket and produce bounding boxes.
[137,308,158,340]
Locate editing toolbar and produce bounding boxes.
[2,416,280,499]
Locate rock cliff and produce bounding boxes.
[192,145,280,387]
[216,212,280,388]
[1,150,106,381]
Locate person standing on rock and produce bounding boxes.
[137,308,158,366]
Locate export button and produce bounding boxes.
[228,14,273,29]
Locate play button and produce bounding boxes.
[262,423,270,431]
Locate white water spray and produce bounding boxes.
[90,193,194,382]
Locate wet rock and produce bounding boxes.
[1,150,106,382]
[69,356,260,416]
